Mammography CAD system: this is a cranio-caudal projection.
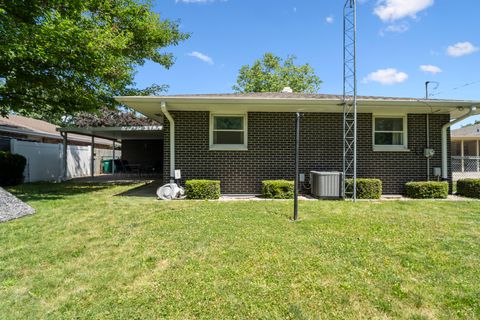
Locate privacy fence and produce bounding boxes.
[10,139,119,183]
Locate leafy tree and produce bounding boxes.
[462,120,480,128]
[72,106,159,127]
[0,0,189,122]
[233,53,322,94]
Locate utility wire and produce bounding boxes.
[429,80,480,98]
[412,80,480,114]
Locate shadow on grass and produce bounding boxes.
[115,180,162,198]
[6,181,136,202]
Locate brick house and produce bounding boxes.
[116,93,479,195]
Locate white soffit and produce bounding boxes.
[115,96,480,119]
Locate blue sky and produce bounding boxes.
[135,0,480,125]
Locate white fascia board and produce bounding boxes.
[57,126,163,133]
[115,96,480,117]
[451,136,480,141]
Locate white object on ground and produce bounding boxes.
[156,183,185,200]
[0,187,35,222]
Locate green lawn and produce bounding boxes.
[1,182,479,319]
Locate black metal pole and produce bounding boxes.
[426,81,430,181]
[294,112,300,221]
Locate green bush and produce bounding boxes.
[0,151,27,187]
[262,180,294,199]
[345,178,382,199]
[456,179,480,198]
[185,180,221,200]
[405,181,448,199]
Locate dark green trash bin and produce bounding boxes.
[102,159,112,173]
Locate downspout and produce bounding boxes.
[442,106,477,180]
[161,101,175,182]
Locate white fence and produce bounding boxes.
[11,140,65,182]
[10,139,95,183]
[452,156,480,181]
[66,145,92,179]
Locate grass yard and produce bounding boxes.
[1,182,479,319]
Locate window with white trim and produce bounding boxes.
[373,116,408,151]
[209,114,248,150]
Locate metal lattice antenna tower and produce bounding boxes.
[343,0,357,200]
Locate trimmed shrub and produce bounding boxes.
[345,178,382,199]
[262,180,294,199]
[405,181,448,199]
[456,179,480,198]
[185,180,221,200]
[0,151,26,187]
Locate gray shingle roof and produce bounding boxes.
[0,115,113,145]
[452,124,480,138]
[164,92,468,102]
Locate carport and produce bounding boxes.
[57,126,163,180]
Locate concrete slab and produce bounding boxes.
[72,174,162,184]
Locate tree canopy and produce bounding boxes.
[72,107,159,128]
[0,0,189,122]
[233,53,322,94]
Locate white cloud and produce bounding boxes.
[188,51,214,64]
[384,22,409,33]
[176,0,224,3]
[420,65,442,74]
[364,68,408,85]
[446,42,479,57]
[326,16,334,24]
[374,0,434,22]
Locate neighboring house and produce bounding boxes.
[111,93,478,195]
[0,115,112,149]
[0,115,116,181]
[451,124,480,180]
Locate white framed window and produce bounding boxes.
[372,115,409,151]
[209,113,248,150]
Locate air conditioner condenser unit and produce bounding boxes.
[310,171,343,199]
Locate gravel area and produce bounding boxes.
[380,194,479,201]
[0,187,35,223]
[219,194,478,201]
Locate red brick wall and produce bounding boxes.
[163,111,451,195]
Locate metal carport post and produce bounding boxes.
[91,136,95,178]
[62,132,68,180]
[112,141,116,175]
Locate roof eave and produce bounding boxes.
[115,95,478,108]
